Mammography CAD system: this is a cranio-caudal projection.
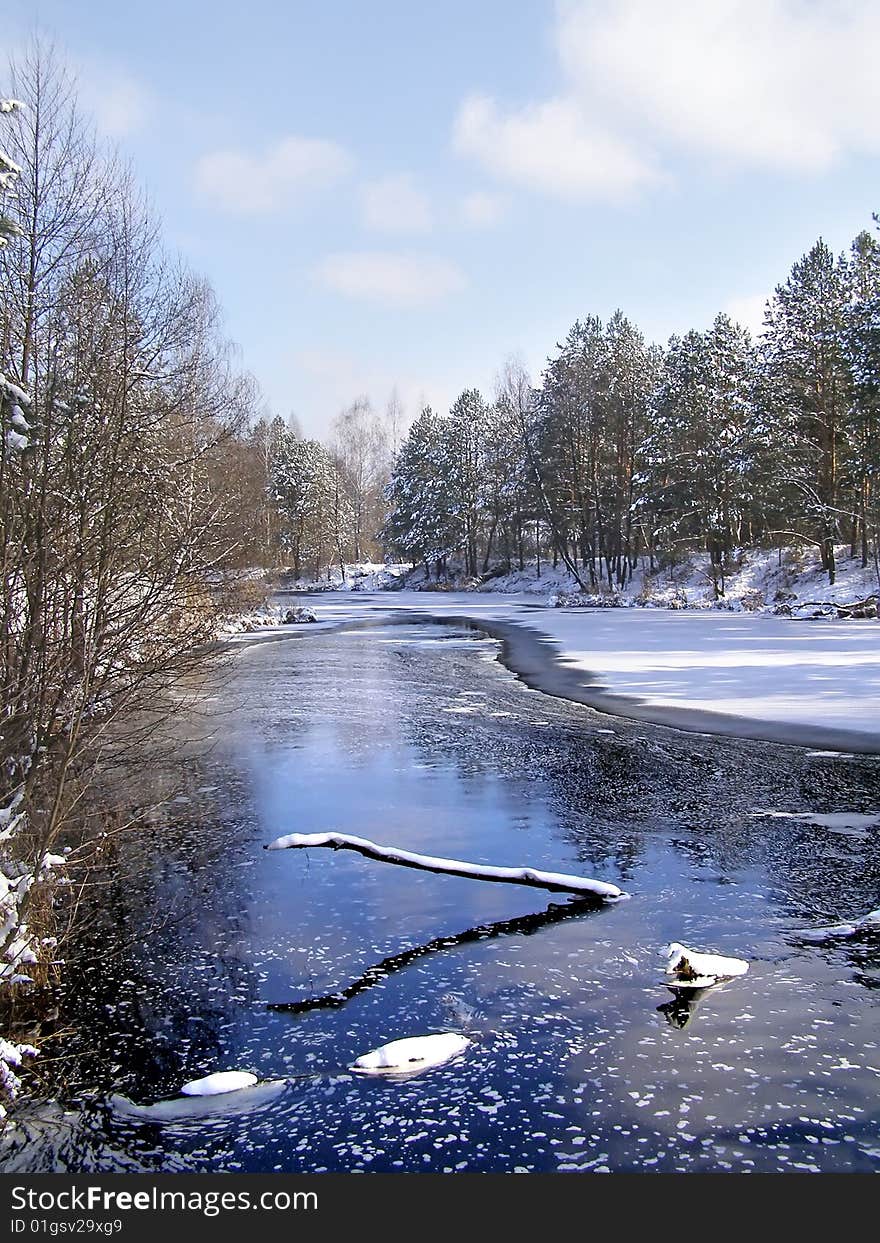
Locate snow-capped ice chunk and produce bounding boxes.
[350,1033,471,1076]
[180,1070,258,1096]
[801,908,880,942]
[110,1079,287,1123]
[665,942,749,988]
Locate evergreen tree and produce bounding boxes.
[270,426,345,579]
[446,389,490,578]
[537,316,607,584]
[845,226,880,569]
[645,317,757,595]
[761,239,851,583]
[380,407,460,576]
[599,312,661,586]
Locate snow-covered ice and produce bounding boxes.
[750,811,880,837]
[234,591,880,752]
[800,909,880,942]
[110,1079,288,1123]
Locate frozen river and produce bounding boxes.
[3,618,879,1173]
[237,592,880,752]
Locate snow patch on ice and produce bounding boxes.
[665,942,749,988]
[180,1070,258,1096]
[350,1033,471,1077]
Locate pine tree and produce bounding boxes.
[270,427,344,579]
[536,317,607,584]
[380,407,460,576]
[446,389,490,578]
[0,99,23,248]
[761,239,851,584]
[643,317,757,596]
[600,312,660,587]
[845,226,880,571]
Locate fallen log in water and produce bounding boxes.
[265,831,626,900]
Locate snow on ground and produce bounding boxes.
[363,547,880,613]
[280,562,410,593]
[232,588,880,752]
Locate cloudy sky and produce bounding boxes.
[3,1,879,436]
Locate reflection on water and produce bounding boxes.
[3,622,880,1173]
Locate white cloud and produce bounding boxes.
[194,136,352,214]
[459,190,506,228]
[314,251,466,308]
[725,293,769,338]
[453,2,880,199]
[361,173,433,233]
[453,94,655,201]
[79,70,151,137]
[558,0,880,172]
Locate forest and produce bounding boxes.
[251,218,880,599]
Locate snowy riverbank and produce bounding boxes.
[280,548,880,617]
[231,590,880,753]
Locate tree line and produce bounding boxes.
[247,220,880,598]
[379,229,880,596]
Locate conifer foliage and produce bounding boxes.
[378,226,880,592]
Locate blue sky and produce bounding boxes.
[3,1,879,437]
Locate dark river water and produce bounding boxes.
[3,619,880,1172]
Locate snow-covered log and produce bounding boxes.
[266,832,625,900]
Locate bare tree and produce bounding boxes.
[331,396,387,562]
[0,43,260,977]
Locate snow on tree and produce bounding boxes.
[270,423,350,580]
[380,406,461,576]
[371,217,880,592]
[760,239,852,584]
[644,316,757,596]
[0,98,23,249]
[446,389,491,579]
[844,226,880,570]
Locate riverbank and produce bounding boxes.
[279,546,880,617]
